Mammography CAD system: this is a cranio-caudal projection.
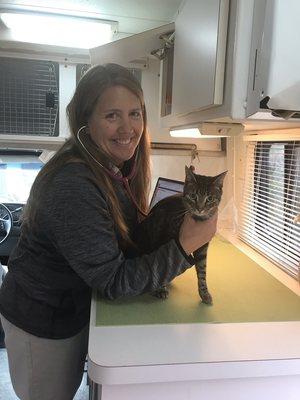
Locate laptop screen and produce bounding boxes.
[149,177,184,210]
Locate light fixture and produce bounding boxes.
[0,12,115,49]
[170,123,244,138]
[170,128,201,138]
[169,127,226,138]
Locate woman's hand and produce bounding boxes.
[179,212,218,255]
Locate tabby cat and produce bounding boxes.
[133,166,227,304]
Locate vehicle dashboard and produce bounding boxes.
[0,202,25,263]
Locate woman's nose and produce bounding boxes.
[118,117,133,133]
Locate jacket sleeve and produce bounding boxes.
[47,169,193,300]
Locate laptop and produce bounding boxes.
[149,177,185,210]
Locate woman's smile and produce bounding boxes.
[113,137,134,146]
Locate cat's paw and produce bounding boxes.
[152,287,169,299]
[200,292,213,305]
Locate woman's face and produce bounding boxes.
[88,85,144,167]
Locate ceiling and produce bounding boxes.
[0,0,183,54]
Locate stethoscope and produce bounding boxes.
[77,125,148,218]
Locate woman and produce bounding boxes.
[0,63,217,400]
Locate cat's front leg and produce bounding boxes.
[152,285,169,299]
[193,244,212,305]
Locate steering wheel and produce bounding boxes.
[0,204,13,245]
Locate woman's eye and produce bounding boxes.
[131,111,142,119]
[106,112,118,120]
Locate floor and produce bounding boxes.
[0,348,89,400]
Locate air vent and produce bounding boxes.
[76,64,91,84]
[0,57,59,136]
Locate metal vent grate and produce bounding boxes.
[0,57,59,136]
[76,64,91,84]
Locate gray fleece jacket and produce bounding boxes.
[0,163,191,339]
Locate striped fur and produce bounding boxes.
[133,166,227,304]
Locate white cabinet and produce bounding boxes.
[171,0,229,115]
[90,0,300,133]
[163,0,300,129]
[90,23,174,69]
[159,0,254,128]
[247,0,300,117]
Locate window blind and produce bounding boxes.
[238,141,300,280]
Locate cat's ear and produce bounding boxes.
[213,171,227,187]
[185,165,197,183]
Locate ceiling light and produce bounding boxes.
[170,128,201,138]
[169,127,227,138]
[0,12,115,49]
[170,123,244,138]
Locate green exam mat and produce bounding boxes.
[96,236,300,326]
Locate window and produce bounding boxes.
[239,141,300,280]
[0,151,43,203]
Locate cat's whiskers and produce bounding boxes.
[174,209,190,221]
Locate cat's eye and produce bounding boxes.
[206,195,214,202]
[189,193,197,201]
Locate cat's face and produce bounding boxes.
[182,166,227,220]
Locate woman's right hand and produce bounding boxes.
[179,212,218,255]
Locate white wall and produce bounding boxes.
[150,153,227,185]
[232,133,248,231]
[59,64,77,138]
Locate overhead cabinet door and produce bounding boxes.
[246,0,300,118]
[89,23,174,68]
[171,0,229,115]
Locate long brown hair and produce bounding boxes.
[23,63,151,244]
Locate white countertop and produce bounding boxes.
[88,292,300,385]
